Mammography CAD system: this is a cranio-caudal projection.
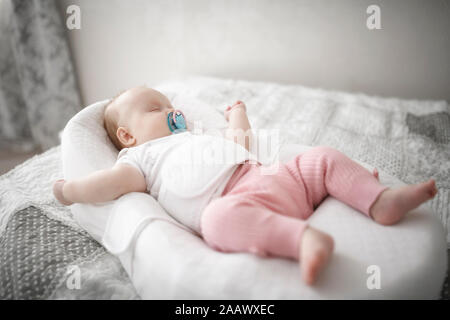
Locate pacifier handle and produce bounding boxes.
[172,110,186,127]
[167,109,187,133]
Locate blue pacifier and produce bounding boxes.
[167,110,187,133]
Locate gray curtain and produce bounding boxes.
[0,0,81,152]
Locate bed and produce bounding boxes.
[0,75,448,299]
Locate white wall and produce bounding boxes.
[58,0,450,105]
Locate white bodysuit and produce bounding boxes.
[116,131,253,233]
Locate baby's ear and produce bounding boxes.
[117,127,136,147]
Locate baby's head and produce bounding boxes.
[104,86,175,150]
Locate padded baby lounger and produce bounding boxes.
[61,97,448,299]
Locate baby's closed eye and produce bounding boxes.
[148,105,160,112]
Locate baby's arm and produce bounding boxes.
[224,101,252,151]
[53,164,147,205]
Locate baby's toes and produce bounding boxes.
[302,249,329,285]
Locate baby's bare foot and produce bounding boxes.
[370,179,438,226]
[299,227,334,286]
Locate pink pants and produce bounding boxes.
[200,146,388,261]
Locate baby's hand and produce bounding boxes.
[53,179,74,206]
[224,100,246,121]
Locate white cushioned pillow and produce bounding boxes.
[61,92,448,299]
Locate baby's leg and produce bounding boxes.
[289,146,437,225]
[201,195,334,285]
[201,195,307,260]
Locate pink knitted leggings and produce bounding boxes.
[200,146,388,261]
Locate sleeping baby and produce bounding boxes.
[53,86,438,286]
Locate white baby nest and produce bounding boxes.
[61,88,447,299]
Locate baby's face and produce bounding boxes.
[115,87,175,147]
